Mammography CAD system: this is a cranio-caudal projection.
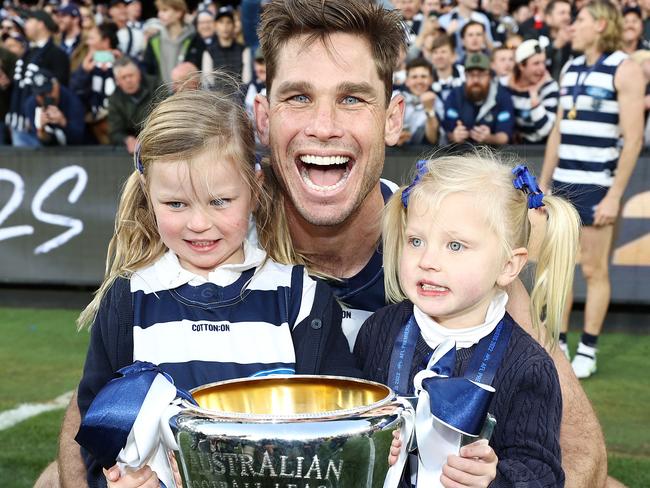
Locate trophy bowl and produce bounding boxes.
[170,375,408,488]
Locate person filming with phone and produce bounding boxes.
[23,68,85,146]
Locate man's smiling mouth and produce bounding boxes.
[297,154,352,191]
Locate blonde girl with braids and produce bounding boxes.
[75,87,356,488]
[355,149,579,487]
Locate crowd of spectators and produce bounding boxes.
[1,0,650,152]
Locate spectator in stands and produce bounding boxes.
[438,0,493,58]
[505,39,558,143]
[519,0,550,40]
[1,32,27,58]
[70,22,121,144]
[398,58,440,145]
[622,6,650,54]
[6,10,70,145]
[491,45,515,79]
[79,5,96,35]
[143,0,194,88]
[127,0,143,30]
[21,68,85,146]
[641,0,650,42]
[170,60,198,92]
[185,8,216,69]
[430,33,464,103]
[108,0,144,59]
[244,47,266,120]
[630,50,650,146]
[394,0,424,45]
[56,4,84,71]
[541,0,572,81]
[421,0,442,17]
[202,5,251,83]
[0,44,17,144]
[407,11,441,61]
[459,20,488,63]
[442,52,515,145]
[108,56,158,153]
[483,0,517,47]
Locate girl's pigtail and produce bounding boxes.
[529,195,581,348]
[382,187,408,304]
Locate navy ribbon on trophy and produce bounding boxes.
[76,361,196,488]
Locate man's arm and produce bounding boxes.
[58,390,89,488]
[539,103,563,190]
[505,279,608,487]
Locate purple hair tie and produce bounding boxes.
[512,165,544,209]
[401,159,429,208]
[134,143,144,174]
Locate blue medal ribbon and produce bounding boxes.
[569,54,606,118]
[75,361,196,470]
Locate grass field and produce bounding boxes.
[0,307,648,487]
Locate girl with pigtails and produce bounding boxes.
[74,86,357,488]
[355,149,579,487]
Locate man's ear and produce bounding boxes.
[254,93,270,146]
[384,93,405,146]
[496,247,528,288]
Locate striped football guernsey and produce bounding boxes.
[555,51,627,187]
[505,78,559,143]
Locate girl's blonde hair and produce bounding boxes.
[382,149,580,346]
[78,85,277,329]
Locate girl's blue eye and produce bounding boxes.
[211,198,231,208]
[448,241,464,252]
[167,202,184,209]
[409,237,423,248]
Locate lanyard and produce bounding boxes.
[387,311,514,395]
[569,54,606,119]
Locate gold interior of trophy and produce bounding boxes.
[192,376,391,416]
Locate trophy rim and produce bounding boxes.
[182,374,397,422]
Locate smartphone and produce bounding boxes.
[93,50,115,64]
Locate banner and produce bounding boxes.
[1,145,649,303]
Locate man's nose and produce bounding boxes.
[304,102,345,140]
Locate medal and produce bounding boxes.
[567,106,577,120]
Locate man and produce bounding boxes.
[56,4,82,61]
[621,6,650,54]
[442,52,515,146]
[483,0,517,47]
[6,9,69,146]
[107,56,158,153]
[50,1,607,487]
[185,8,217,68]
[398,58,439,146]
[438,0,493,58]
[541,0,572,81]
[394,0,424,45]
[518,0,551,40]
[202,5,251,84]
[505,39,559,143]
[108,0,144,60]
[244,47,266,121]
[429,33,464,104]
[21,68,85,146]
[541,0,644,380]
[490,45,515,79]
[458,20,487,62]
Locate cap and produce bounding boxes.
[215,5,234,21]
[108,0,127,8]
[515,39,543,64]
[622,5,642,18]
[254,47,264,62]
[58,4,80,17]
[26,10,59,33]
[196,8,214,21]
[30,68,55,95]
[464,52,490,71]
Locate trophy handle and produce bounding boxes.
[382,397,416,488]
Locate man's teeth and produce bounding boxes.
[300,155,349,166]
[420,283,448,291]
[301,167,350,191]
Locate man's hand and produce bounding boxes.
[451,120,469,143]
[593,194,620,226]
[44,105,67,127]
[441,439,498,488]
[0,69,10,90]
[554,25,571,49]
[82,51,97,73]
[397,129,412,146]
[469,124,491,143]
[420,91,437,112]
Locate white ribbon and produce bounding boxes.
[383,397,416,488]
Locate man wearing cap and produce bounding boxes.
[19,67,85,146]
[505,38,559,143]
[56,4,82,61]
[185,8,217,68]
[202,5,251,83]
[108,0,144,59]
[441,51,514,145]
[6,8,70,145]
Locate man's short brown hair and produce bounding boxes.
[258,0,408,105]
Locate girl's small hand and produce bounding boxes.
[103,464,160,488]
[388,428,402,466]
[440,439,497,488]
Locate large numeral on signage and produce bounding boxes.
[31,165,87,254]
[0,169,35,242]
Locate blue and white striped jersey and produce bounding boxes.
[555,51,627,187]
[505,78,559,143]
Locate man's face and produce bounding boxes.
[395,0,422,20]
[486,0,508,17]
[24,18,42,41]
[196,16,215,39]
[421,0,441,16]
[519,52,547,84]
[462,24,485,53]
[254,60,266,83]
[431,45,454,70]
[405,66,433,96]
[490,49,514,77]
[115,64,142,95]
[157,6,183,27]
[570,8,599,52]
[254,33,403,227]
[546,2,571,29]
[109,3,128,24]
[623,12,642,44]
[464,68,491,102]
[459,0,479,11]
[127,1,142,20]
[215,16,234,40]
[57,13,73,33]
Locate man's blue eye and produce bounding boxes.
[342,96,360,105]
[292,94,309,103]
[448,241,464,251]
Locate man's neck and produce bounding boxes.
[622,39,637,54]
[584,45,604,65]
[457,5,472,18]
[65,27,80,42]
[436,65,453,79]
[32,33,50,45]
[287,184,384,279]
[218,36,234,47]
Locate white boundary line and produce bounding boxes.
[0,391,73,431]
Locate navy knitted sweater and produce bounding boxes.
[354,301,564,487]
